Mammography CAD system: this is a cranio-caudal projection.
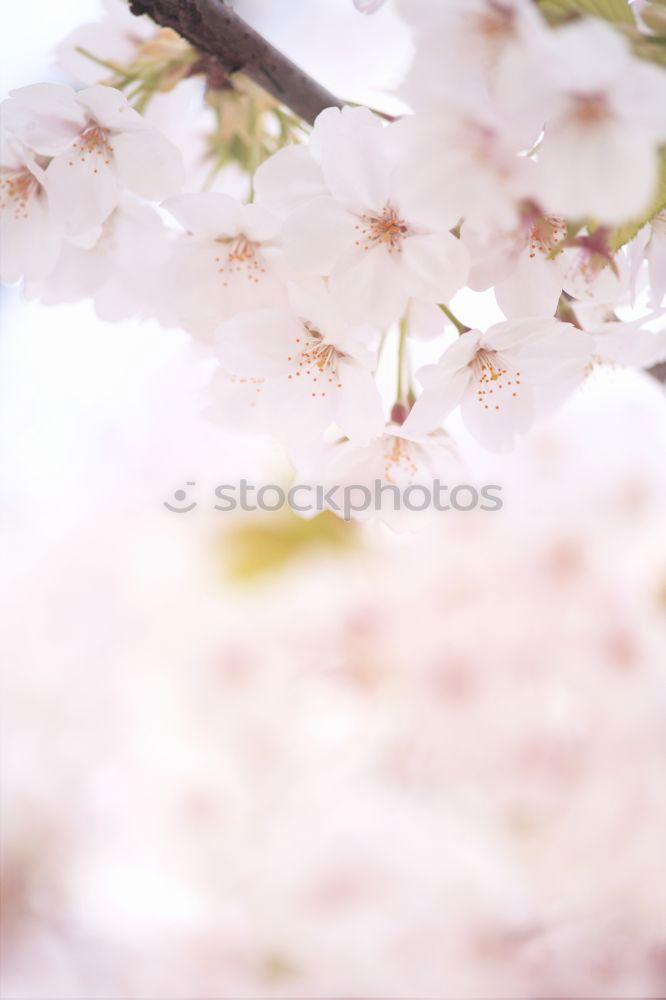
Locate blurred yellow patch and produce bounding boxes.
[219,509,358,582]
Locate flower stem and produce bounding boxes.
[438,303,470,336]
[75,47,135,83]
[396,313,409,404]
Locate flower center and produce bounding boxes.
[68,124,114,170]
[476,2,516,41]
[214,234,266,287]
[471,348,521,410]
[0,166,40,220]
[528,215,566,260]
[285,323,344,398]
[355,204,409,254]
[569,93,610,125]
[383,436,418,485]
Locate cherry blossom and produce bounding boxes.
[295,423,462,526]
[397,0,550,114]
[499,18,666,224]
[279,107,470,327]
[1,83,184,235]
[406,319,593,450]
[462,212,567,319]
[24,197,169,322]
[0,131,62,282]
[390,108,535,238]
[1,0,665,486]
[213,278,385,445]
[160,193,287,338]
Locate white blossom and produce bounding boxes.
[24,196,169,322]
[498,19,666,224]
[278,107,470,327]
[160,192,288,338]
[0,131,62,282]
[406,319,593,450]
[1,83,184,235]
[213,278,385,445]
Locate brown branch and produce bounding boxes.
[648,361,666,383]
[128,0,343,125]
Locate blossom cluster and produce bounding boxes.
[1,0,666,521]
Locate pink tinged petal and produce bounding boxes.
[285,277,348,344]
[324,437,385,489]
[111,128,184,201]
[164,192,243,237]
[537,121,659,226]
[495,250,565,319]
[240,202,280,242]
[309,106,382,162]
[214,308,300,377]
[254,145,326,215]
[400,231,470,304]
[544,19,629,92]
[510,327,593,382]
[593,324,666,368]
[331,323,378,365]
[431,329,483,374]
[75,84,145,131]
[482,318,566,354]
[329,241,413,327]
[207,368,270,436]
[45,148,120,235]
[332,358,385,444]
[0,187,61,282]
[2,83,86,155]
[282,196,358,275]
[404,367,471,433]
[316,113,393,215]
[265,376,337,446]
[460,378,535,452]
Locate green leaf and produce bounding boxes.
[610,150,666,251]
[538,0,635,25]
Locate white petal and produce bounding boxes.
[400,231,470,304]
[495,250,565,319]
[214,308,299,377]
[0,188,61,282]
[164,192,243,237]
[460,379,535,451]
[282,196,358,275]
[333,358,385,444]
[254,145,326,215]
[240,202,280,242]
[76,84,145,131]
[431,329,482,374]
[112,128,184,201]
[45,148,120,234]
[593,323,666,368]
[2,83,85,155]
[329,242,412,327]
[316,110,392,215]
[404,366,471,432]
[538,121,659,225]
